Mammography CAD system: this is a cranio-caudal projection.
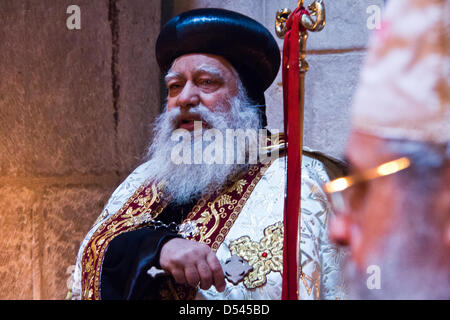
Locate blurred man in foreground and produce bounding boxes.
[326,0,450,299]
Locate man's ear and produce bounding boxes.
[445,223,450,248]
[329,215,351,247]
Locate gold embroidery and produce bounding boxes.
[196,211,212,226]
[229,179,247,195]
[229,222,284,289]
[81,181,169,300]
[216,194,236,209]
[299,263,321,299]
[92,209,109,227]
[183,164,272,252]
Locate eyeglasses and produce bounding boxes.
[323,157,411,214]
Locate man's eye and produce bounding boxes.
[168,83,182,90]
[199,79,214,86]
[347,181,369,211]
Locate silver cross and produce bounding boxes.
[146,255,253,285]
[147,266,168,278]
[222,255,253,285]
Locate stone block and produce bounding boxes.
[0,0,117,176]
[0,186,35,299]
[38,185,115,299]
[266,51,366,159]
[0,181,119,299]
[170,0,265,23]
[115,0,163,173]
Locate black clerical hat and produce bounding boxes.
[156,8,281,127]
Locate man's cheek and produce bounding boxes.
[166,102,178,112]
[203,95,230,112]
[350,225,365,269]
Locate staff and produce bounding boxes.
[275,0,326,300]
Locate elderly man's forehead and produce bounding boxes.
[168,53,238,78]
[165,65,223,81]
[345,131,400,169]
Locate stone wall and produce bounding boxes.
[0,0,161,299]
[0,0,383,299]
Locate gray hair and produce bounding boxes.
[385,139,448,188]
[384,139,449,229]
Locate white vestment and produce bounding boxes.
[71,151,347,300]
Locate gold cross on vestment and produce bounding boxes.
[228,222,284,289]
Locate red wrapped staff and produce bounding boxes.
[275,0,326,300]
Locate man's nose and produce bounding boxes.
[176,81,200,109]
[329,215,351,246]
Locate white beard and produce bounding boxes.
[144,88,262,204]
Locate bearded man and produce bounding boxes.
[71,8,346,300]
[326,0,450,299]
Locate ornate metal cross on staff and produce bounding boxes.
[276,0,326,106]
[275,0,326,300]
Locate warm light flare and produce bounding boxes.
[324,177,350,193]
[376,157,410,176]
[324,157,411,195]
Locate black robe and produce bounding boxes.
[100,199,198,300]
